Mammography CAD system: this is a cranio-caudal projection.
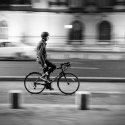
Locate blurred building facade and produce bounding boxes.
[0,0,125,51]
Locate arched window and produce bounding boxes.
[98,21,112,42]
[0,20,8,39]
[68,20,84,45]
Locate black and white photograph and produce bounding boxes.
[0,0,125,125]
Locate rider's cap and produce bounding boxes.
[41,32,49,38]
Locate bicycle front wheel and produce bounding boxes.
[57,73,80,95]
[24,72,45,94]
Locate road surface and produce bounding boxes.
[0,59,125,78]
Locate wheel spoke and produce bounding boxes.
[58,73,80,95]
[24,72,45,94]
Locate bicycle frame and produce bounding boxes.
[34,62,71,86]
[50,70,65,83]
[38,65,68,84]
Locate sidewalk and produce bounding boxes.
[0,81,125,105]
[0,81,125,125]
[0,104,125,125]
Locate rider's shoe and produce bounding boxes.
[49,86,54,91]
[45,84,54,90]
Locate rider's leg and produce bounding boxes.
[45,60,56,75]
[38,59,53,90]
[43,67,53,90]
[44,60,56,90]
[43,67,49,74]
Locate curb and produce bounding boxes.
[1,76,125,82]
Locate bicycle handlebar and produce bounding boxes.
[56,62,71,69]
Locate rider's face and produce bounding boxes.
[46,36,49,41]
[43,36,49,41]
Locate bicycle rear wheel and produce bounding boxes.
[57,73,80,95]
[24,72,45,94]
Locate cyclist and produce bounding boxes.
[36,31,56,90]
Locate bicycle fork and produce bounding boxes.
[62,73,70,85]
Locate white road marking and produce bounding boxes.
[53,62,99,69]
[71,67,99,70]
[54,62,82,64]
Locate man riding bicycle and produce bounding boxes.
[36,32,56,90]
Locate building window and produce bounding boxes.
[0,0,10,10]
[68,20,84,45]
[86,0,96,5]
[68,0,84,8]
[97,0,115,9]
[11,0,31,5]
[10,0,31,11]
[49,0,68,6]
[0,20,8,39]
[98,21,112,43]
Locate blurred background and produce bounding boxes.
[0,0,125,59]
[0,0,125,78]
[0,2,125,124]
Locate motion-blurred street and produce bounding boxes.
[0,59,125,78]
[1,58,125,125]
[1,0,125,124]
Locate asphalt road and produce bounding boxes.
[0,59,125,78]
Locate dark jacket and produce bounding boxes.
[37,39,47,66]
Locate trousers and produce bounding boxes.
[43,59,56,75]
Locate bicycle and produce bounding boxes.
[24,62,80,95]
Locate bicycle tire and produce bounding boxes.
[57,73,80,95]
[24,72,46,94]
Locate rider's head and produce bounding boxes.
[41,32,49,41]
